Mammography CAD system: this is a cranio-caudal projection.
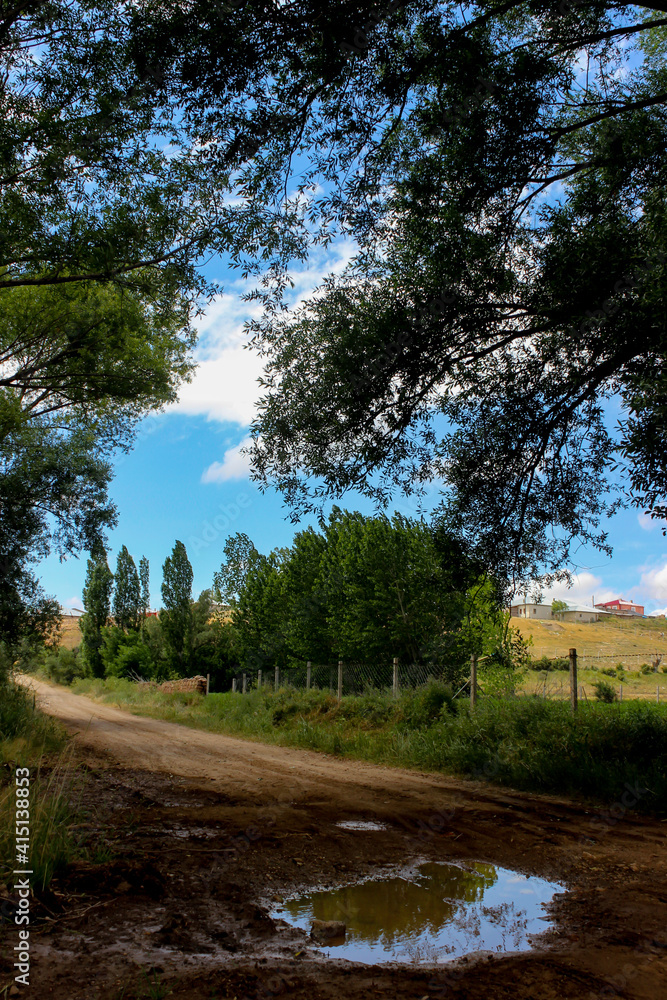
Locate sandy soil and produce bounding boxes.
[2,677,666,999]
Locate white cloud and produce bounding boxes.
[640,561,667,601]
[517,571,616,607]
[201,436,253,483]
[170,238,359,428]
[649,608,667,618]
[638,512,667,532]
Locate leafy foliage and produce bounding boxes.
[81,557,113,678]
[160,540,194,673]
[218,511,527,685]
[112,546,141,632]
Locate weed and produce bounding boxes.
[138,968,172,999]
[593,679,618,703]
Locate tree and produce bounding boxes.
[552,599,569,614]
[128,1,664,584]
[213,533,259,607]
[221,510,508,681]
[139,556,150,619]
[113,545,141,631]
[161,540,194,674]
[81,556,114,678]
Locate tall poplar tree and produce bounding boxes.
[161,541,194,675]
[139,556,150,618]
[112,546,141,631]
[81,556,114,678]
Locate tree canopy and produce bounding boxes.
[218,511,512,678]
[118,0,667,584]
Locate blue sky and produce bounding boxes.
[37,241,667,617]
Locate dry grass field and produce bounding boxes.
[58,616,82,650]
[513,613,667,661]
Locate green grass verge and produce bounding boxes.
[71,677,667,813]
[0,676,92,891]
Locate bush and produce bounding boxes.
[43,647,86,685]
[594,679,618,703]
[530,655,568,672]
[396,680,457,728]
[601,667,617,677]
[640,663,652,675]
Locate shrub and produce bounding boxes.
[601,667,617,677]
[594,679,618,703]
[530,655,569,672]
[43,647,85,685]
[640,663,652,675]
[397,680,457,728]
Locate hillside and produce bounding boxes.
[513,614,667,665]
[58,616,82,650]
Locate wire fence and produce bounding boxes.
[229,660,457,697]
[225,648,667,704]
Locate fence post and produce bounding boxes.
[620,683,623,702]
[242,672,247,694]
[307,661,312,691]
[569,648,578,713]
[392,657,399,698]
[470,654,477,710]
[657,685,660,704]
[206,673,210,696]
[258,669,262,689]
[232,678,237,693]
[338,660,343,702]
[275,665,279,690]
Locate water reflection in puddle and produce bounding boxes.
[274,861,561,964]
[336,820,388,831]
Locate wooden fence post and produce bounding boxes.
[470,654,477,709]
[275,666,279,690]
[206,673,210,696]
[258,669,262,689]
[393,657,399,698]
[232,678,237,693]
[307,661,311,690]
[338,660,343,702]
[242,672,247,694]
[569,648,578,713]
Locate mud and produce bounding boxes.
[1,678,666,999]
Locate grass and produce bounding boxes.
[522,660,667,701]
[70,676,667,813]
[0,672,93,891]
[515,614,667,662]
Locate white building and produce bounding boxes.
[510,602,553,620]
[553,603,606,623]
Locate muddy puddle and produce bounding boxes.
[273,861,562,964]
[335,820,388,831]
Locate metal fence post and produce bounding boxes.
[392,657,399,698]
[338,660,343,701]
[569,647,578,713]
[275,665,279,690]
[258,669,262,689]
[470,654,477,709]
[307,661,311,690]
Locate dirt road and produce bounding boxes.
[3,678,667,1000]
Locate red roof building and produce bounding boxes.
[594,598,644,616]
